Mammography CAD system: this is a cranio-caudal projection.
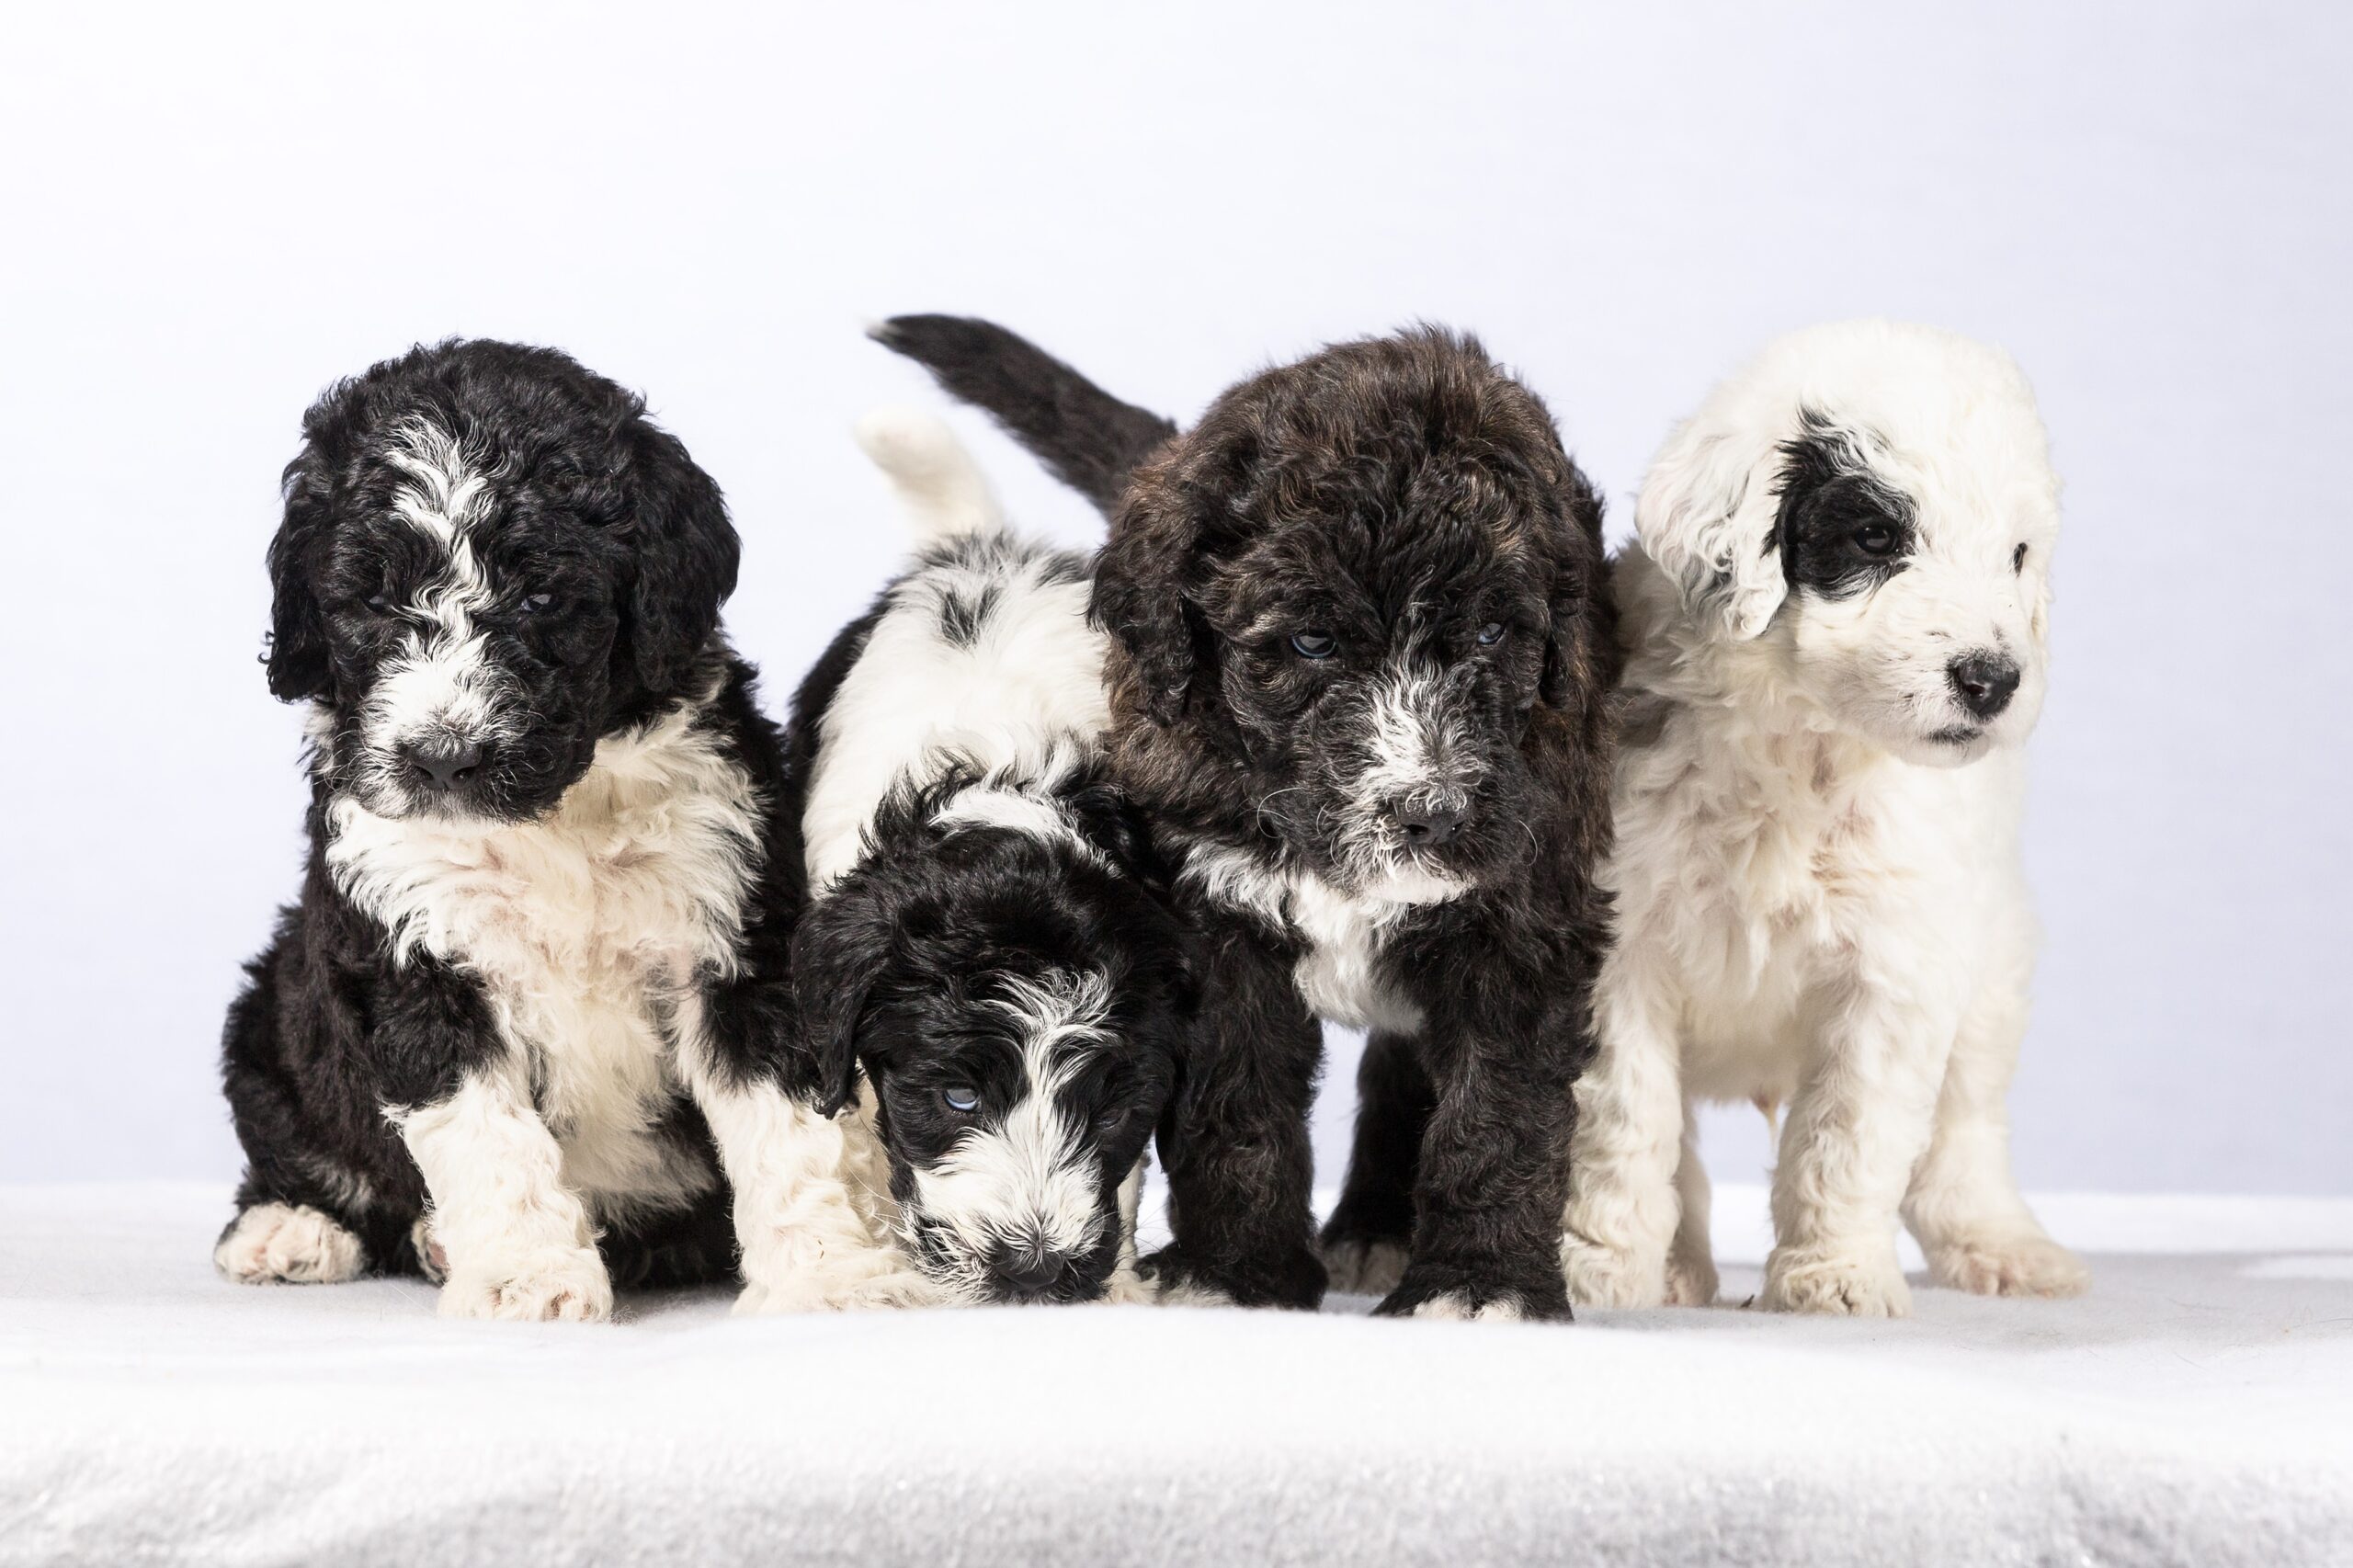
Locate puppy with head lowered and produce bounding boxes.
[1559,321,2088,1314]
[217,339,922,1318]
[787,409,1188,1305]
[881,318,1616,1320]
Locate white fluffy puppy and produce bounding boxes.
[1561,320,2089,1316]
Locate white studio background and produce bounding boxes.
[1,2,2345,1196]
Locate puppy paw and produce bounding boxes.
[439,1245,613,1322]
[1664,1249,1721,1307]
[1320,1235,1410,1297]
[1925,1233,2088,1299]
[409,1217,449,1284]
[1376,1264,1570,1324]
[215,1203,366,1285]
[1761,1246,1911,1317]
[1560,1234,1666,1308]
[1098,1267,1159,1306]
[1138,1244,1324,1310]
[734,1260,940,1314]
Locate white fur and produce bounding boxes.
[1179,845,1434,1034]
[801,533,1108,893]
[855,404,1005,542]
[1561,320,2087,1316]
[213,1202,366,1285]
[1410,1292,1527,1323]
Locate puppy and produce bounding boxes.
[786,410,1186,1305]
[217,339,916,1319]
[1559,320,2090,1315]
[879,317,1616,1319]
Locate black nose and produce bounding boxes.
[997,1248,1073,1299]
[1947,653,2020,721]
[1394,801,1465,846]
[404,738,487,792]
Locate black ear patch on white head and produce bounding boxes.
[1772,410,1916,601]
[623,423,740,700]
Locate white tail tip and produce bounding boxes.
[856,404,1004,544]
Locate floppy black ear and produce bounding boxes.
[624,424,740,699]
[1091,455,1202,725]
[790,891,893,1118]
[1540,472,1619,714]
[264,449,335,703]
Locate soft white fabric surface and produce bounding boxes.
[4,1184,2347,1567]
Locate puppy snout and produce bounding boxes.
[1947,653,2020,721]
[402,737,488,792]
[1392,798,1466,847]
[991,1242,1084,1301]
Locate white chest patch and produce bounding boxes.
[1181,846,1441,1035]
[325,702,763,1210]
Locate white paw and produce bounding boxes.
[438,1245,613,1322]
[1761,1246,1911,1317]
[1664,1249,1720,1307]
[1322,1237,1410,1297]
[1409,1290,1526,1323]
[1560,1234,1666,1308]
[1099,1267,1158,1306]
[734,1260,940,1313]
[409,1217,448,1283]
[1925,1233,2089,1298]
[215,1203,366,1284]
[1153,1278,1237,1309]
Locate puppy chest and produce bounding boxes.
[1286,888,1425,1035]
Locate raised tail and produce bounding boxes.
[870,314,1177,517]
[854,403,1005,544]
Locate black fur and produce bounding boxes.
[874,315,1177,514]
[882,320,1618,1319]
[221,339,818,1291]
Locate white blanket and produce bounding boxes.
[5,1183,2348,1567]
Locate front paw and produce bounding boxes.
[1376,1262,1571,1324]
[1560,1233,1666,1309]
[734,1256,940,1313]
[1761,1245,1910,1317]
[439,1244,613,1322]
[1925,1233,2089,1299]
[1138,1244,1324,1310]
[1664,1248,1721,1307]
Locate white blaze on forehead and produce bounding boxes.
[360,421,510,778]
[909,970,1116,1272]
[1358,664,1470,807]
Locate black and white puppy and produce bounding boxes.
[217,339,919,1319]
[880,319,1617,1320]
[786,409,1187,1305]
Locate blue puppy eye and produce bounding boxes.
[365,593,395,616]
[520,593,555,614]
[1475,622,1506,646]
[1290,630,1336,660]
[942,1086,980,1113]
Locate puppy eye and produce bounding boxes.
[941,1086,980,1114]
[1290,630,1337,660]
[519,593,556,614]
[1475,622,1506,646]
[365,593,396,616]
[1851,522,1898,556]
[2012,543,2029,574]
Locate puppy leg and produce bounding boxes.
[696,1077,938,1312]
[1319,1028,1429,1297]
[1903,961,2087,1299]
[1152,926,1326,1309]
[1559,960,1684,1308]
[1663,1102,1720,1306]
[392,1067,612,1323]
[1102,1160,1155,1305]
[1762,979,1957,1317]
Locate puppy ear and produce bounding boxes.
[1636,413,1789,641]
[1091,455,1199,725]
[790,890,892,1118]
[264,450,335,702]
[1540,472,1619,713]
[623,424,740,699]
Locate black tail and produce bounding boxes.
[870,314,1177,517]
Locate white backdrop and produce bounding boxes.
[2,2,2345,1194]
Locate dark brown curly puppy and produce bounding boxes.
[879,317,1616,1319]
